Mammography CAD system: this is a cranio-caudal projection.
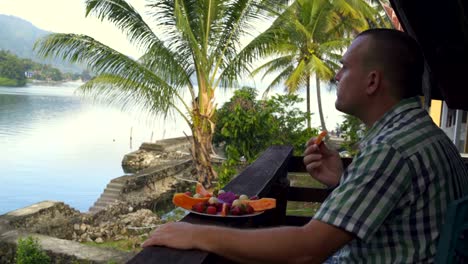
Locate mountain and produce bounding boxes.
[0,14,85,73]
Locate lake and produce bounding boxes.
[0,81,342,215]
[0,82,189,214]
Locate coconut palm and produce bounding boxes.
[34,0,286,188]
[241,0,387,130]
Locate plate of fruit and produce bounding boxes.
[172,183,276,217]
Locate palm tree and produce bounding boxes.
[34,0,286,188]
[242,0,387,130]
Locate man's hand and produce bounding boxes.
[142,222,197,250]
[303,137,343,187]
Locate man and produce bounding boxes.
[142,29,468,263]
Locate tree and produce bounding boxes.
[34,0,286,188]
[213,86,317,188]
[0,50,27,86]
[242,0,387,131]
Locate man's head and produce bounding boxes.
[334,28,424,124]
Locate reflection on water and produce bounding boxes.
[0,82,189,214]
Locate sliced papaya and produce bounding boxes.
[172,193,209,210]
[245,198,276,212]
[315,130,328,145]
[196,182,212,197]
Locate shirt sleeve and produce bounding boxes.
[313,143,411,241]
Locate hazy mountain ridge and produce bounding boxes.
[0,14,85,73]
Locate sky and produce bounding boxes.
[0,0,345,129]
[0,0,146,58]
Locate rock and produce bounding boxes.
[95,237,104,244]
[73,224,80,231]
[80,223,87,232]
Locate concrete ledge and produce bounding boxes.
[0,227,133,263]
[141,137,191,153]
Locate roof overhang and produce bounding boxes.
[390,0,468,110]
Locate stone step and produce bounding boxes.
[88,206,105,213]
[107,182,124,188]
[93,201,115,209]
[101,193,119,200]
[97,197,119,203]
[104,187,122,193]
[140,143,164,151]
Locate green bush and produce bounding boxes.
[338,114,367,156]
[214,87,318,188]
[16,236,50,264]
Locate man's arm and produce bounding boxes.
[143,219,354,264]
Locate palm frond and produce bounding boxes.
[79,73,190,124]
[262,65,295,97]
[310,54,334,80]
[285,59,307,93]
[85,0,160,51]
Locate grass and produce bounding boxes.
[286,172,325,217]
[0,77,19,86]
[83,236,147,253]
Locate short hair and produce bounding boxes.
[356,28,424,99]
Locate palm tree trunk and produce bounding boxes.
[306,74,311,129]
[190,107,217,189]
[316,76,327,132]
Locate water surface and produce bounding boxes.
[0,82,188,214]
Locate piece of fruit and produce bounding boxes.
[217,191,236,204]
[218,190,225,195]
[245,198,276,212]
[221,203,230,216]
[206,205,217,215]
[192,202,207,213]
[172,193,210,210]
[232,199,242,207]
[208,197,219,204]
[246,204,254,214]
[239,194,249,200]
[196,182,212,197]
[184,191,192,197]
[230,205,242,215]
[315,130,328,145]
[193,193,203,198]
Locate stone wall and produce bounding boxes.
[4,201,81,240]
[0,202,133,263]
[0,228,133,263]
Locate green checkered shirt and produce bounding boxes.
[314,97,468,263]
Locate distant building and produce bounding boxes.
[24,71,33,78]
[429,101,468,153]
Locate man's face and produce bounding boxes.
[334,36,370,116]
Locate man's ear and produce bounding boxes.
[366,71,381,95]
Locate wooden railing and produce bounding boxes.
[128,145,351,264]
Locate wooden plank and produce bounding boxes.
[127,146,294,264]
[287,187,331,203]
[128,247,207,264]
[225,145,293,197]
[284,215,312,227]
[288,156,353,173]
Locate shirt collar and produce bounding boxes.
[360,97,423,146]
